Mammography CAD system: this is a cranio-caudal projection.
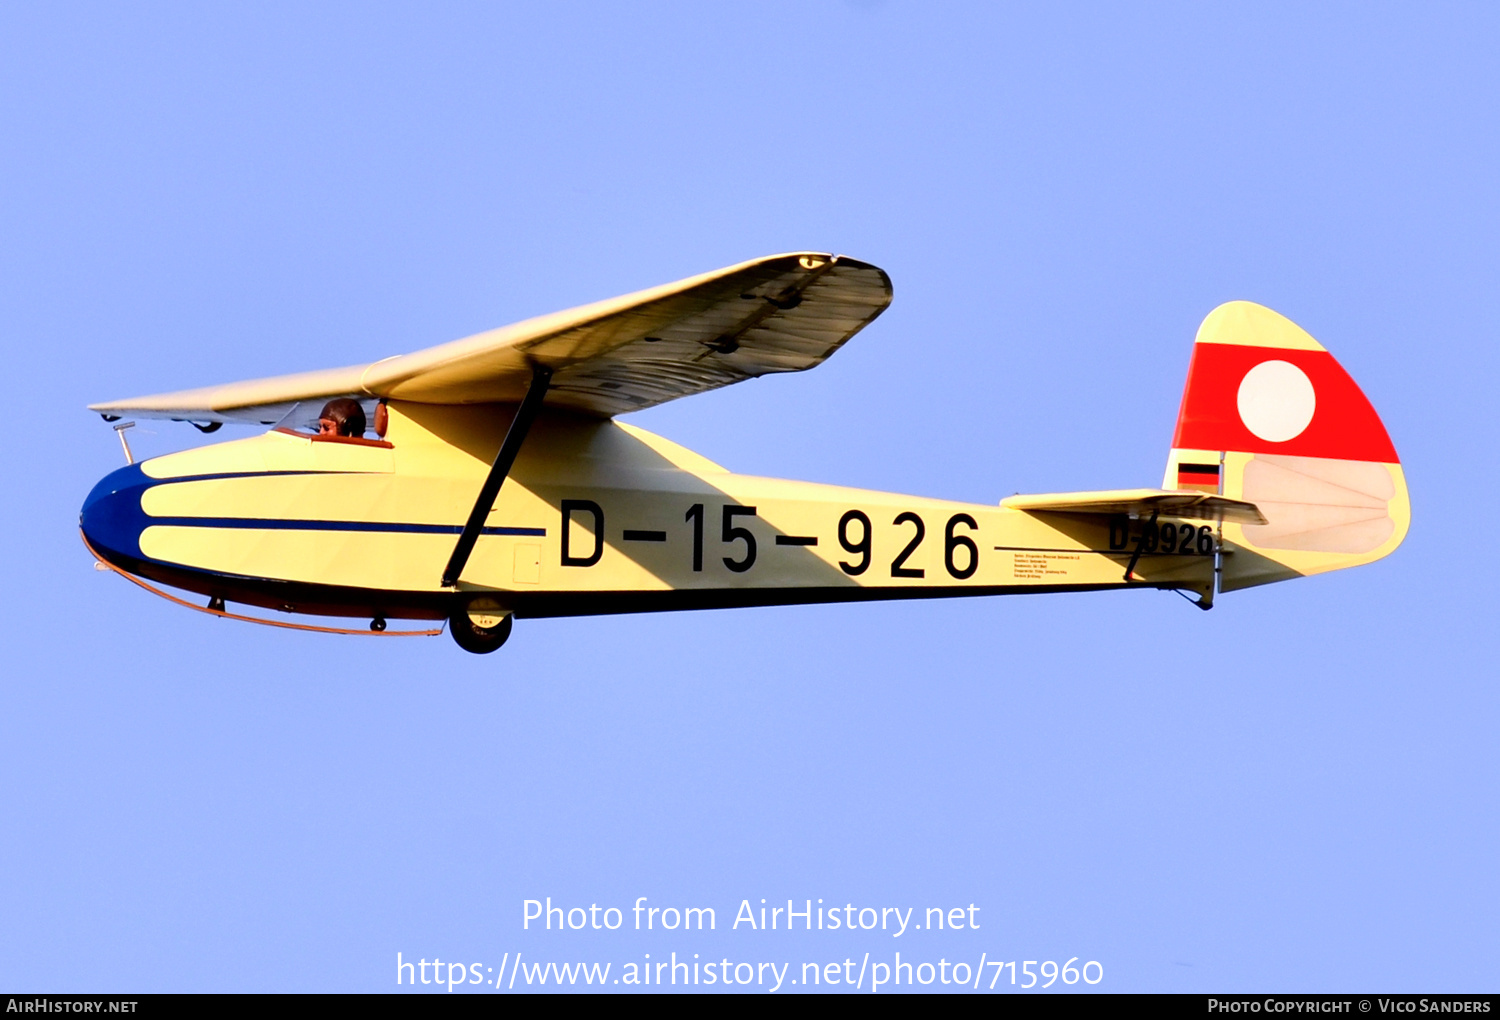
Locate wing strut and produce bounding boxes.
[440,363,553,587]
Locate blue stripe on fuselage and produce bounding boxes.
[80,464,545,565]
[140,517,546,536]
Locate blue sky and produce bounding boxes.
[2,2,1497,993]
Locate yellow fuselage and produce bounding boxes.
[80,402,1212,621]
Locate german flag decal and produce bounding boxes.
[1176,462,1221,493]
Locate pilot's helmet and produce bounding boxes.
[318,398,366,437]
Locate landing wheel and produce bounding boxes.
[449,597,513,654]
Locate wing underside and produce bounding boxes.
[90,253,893,426]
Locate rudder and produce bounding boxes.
[1162,301,1409,592]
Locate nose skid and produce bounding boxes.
[80,463,153,564]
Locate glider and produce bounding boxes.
[80,253,1409,652]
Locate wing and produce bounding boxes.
[1003,489,1268,526]
[89,252,892,425]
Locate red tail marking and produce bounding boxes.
[1172,344,1398,463]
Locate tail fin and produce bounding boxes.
[1163,301,1409,592]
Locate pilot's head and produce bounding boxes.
[317,398,366,437]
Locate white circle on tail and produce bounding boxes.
[1237,360,1316,442]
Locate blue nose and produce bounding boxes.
[80,463,153,562]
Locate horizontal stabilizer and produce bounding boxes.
[1002,488,1268,526]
